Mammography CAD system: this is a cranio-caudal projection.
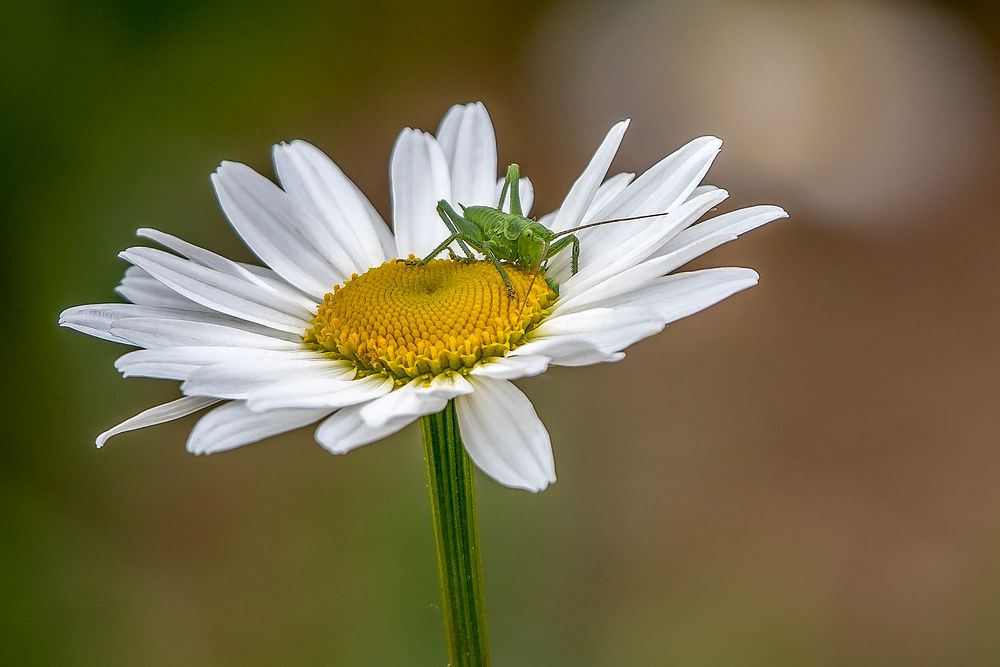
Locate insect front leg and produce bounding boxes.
[544,234,581,275]
[419,234,517,298]
[420,231,493,266]
[481,246,518,298]
[420,233,463,264]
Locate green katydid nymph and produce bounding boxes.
[413,164,668,298]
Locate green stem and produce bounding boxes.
[421,400,490,666]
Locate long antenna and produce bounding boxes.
[515,270,539,325]
[551,210,672,238]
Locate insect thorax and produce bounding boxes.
[463,206,512,234]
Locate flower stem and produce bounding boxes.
[421,400,490,666]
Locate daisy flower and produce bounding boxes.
[59,102,786,492]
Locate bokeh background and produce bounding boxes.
[3,0,1000,664]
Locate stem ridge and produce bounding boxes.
[422,401,490,666]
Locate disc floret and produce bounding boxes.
[304,258,557,382]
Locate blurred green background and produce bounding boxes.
[4,0,1000,664]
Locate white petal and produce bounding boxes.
[59,321,131,345]
[520,178,535,216]
[109,316,302,350]
[118,347,318,382]
[359,379,448,428]
[436,102,497,208]
[456,376,555,492]
[120,247,314,333]
[273,140,395,270]
[420,371,475,399]
[471,354,550,380]
[117,266,215,311]
[314,402,416,455]
[181,360,355,402]
[595,268,760,324]
[592,136,722,224]
[659,205,789,256]
[390,129,451,258]
[558,188,729,296]
[212,161,346,297]
[96,396,219,447]
[59,304,135,344]
[186,401,331,455]
[553,232,737,315]
[537,172,633,229]
[179,354,347,397]
[688,184,719,200]
[510,336,626,367]
[235,261,320,303]
[136,228,270,286]
[136,229,318,311]
[246,373,395,411]
[59,303,301,346]
[585,172,636,219]
[494,177,534,215]
[530,307,665,359]
[435,104,464,159]
[548,137,722,279]
[550,120,630,232]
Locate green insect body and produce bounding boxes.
[417,163,668,298]
[419,164,580,298]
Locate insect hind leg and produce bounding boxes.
[503,164,523,216]
[435,202,475,259]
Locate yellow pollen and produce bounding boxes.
[304,258,557,382]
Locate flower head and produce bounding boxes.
[60,101,786,492]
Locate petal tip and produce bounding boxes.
[735,268,761,287]
[520,475,555,493]
[185,440,209,456]
[315,436,349,456]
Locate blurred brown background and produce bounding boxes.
[3,0,1000,664]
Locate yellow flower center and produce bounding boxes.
[304,259,557,382]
